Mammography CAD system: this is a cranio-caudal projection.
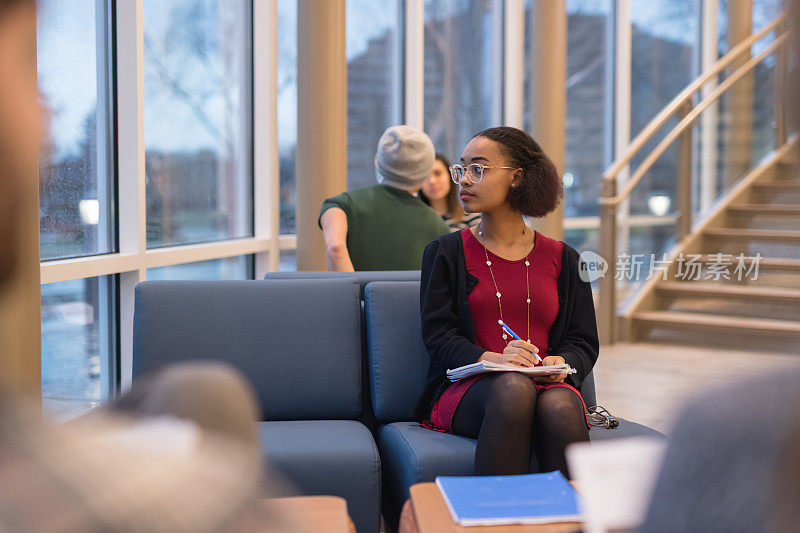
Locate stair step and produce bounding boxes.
[694,256,800,271]
[633,310,800,336]
[657,281,800,302]
[728,204,800,215]
[704,228,800,242]
[753,181,800,191]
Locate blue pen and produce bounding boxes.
[498,320,542,363]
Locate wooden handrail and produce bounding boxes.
[601,33,790,206]
[602,13,785,185]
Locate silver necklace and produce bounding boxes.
[477,222,533,344]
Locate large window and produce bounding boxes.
[346,0,404,190]
[37,0,114,261]
[37,0,116,417]
[37,1,260,416]
[143,0,252,248]
[424,0,504,162]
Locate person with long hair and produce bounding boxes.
[419,153,481,231]
[413,126,598,477]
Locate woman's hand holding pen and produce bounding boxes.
[493,340,540,367]
[503,340,540,367]
[478,341,540,367]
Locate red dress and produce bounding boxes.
[425,228,587,433]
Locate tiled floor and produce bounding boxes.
[592,342,800,435]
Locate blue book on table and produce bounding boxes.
[435,471,582,526]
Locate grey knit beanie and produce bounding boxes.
[374,125,435,191]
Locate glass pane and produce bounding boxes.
[143,0,252,248]
[750,0,782,163]
[525,0,612,218]
[278,0,297,234]
[37,0,114,260]
[424,0,504,162]
[564,227,599,255]
[42,276,114,418]
[278,249,297,272]
[712,0,782,200]
[629,0,700,218]
[147,256,252,280]
[346,0,403,190]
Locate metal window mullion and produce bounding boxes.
[95,0,117,400]
[391,0,405,126]
[700,0,719,212]
[503,0,524,128]
[144,238,271,269]
[405,0,424,129]
[115,0,146,392]
[614,0,631,256]
[253,0,278,277]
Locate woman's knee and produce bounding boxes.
[537,388,584,420]
[486,373,537,410]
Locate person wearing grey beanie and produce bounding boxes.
[319,125,450,271]
[374,125,436,191]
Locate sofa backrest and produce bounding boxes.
[364,281,598,424]
[133,279,362,421]
[265,270,420,299]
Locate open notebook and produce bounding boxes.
[446,361,576,381]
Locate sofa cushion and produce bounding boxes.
[261,420,381,533]
[133,279,362,420]
[265,270,420,299]
[364,282,430,423]
[376,421,475,527]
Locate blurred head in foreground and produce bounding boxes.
[0,0,40,285]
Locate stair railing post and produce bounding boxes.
[598,176,617,345]
[677,100,694,240]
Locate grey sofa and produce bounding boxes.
[133,279,381,533]
[133,273,664,533]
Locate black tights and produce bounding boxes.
[451,372,589,477]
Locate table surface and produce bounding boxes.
[402,482,582,533]
[269,495,355,533]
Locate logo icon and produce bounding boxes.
[578,251,608,283]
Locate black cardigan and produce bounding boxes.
[411,230,600,421]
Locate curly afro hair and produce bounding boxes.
[473,126,563,218]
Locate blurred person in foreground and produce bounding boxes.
[319,125,450,271]
[0,1,295,531]
[419,152,481,231]
[640,1,800,531]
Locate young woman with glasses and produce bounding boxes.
[412,126,598,477]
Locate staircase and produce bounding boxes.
[596,14,798,352]
[626,151,800,352]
